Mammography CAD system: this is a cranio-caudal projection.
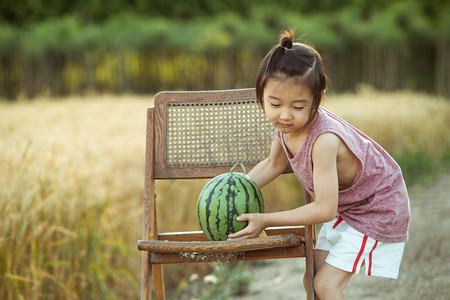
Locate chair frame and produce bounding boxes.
[138,88,316,299]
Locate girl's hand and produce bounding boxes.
[227,213,265,240]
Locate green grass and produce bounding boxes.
[0,90,449,299]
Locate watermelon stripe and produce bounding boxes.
[230,176,243,237]
[198,175,225,241]
[238,177,250,214]
[216,180,228,240]
[211,176,227,240]
[235,177,251,232]
[247,179,264,212]
[225,177,233,236]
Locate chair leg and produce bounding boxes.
[305,224,316,300]
[141,252,153,300]
[154,264,165,300]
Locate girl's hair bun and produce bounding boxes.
[279,29,295,50]
[280,37,293,49]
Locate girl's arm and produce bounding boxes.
[245,132,289,188]
[228,133,340,240]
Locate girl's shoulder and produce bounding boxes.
[311,132,342,162]
[313,132,342,149]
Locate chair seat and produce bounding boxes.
[138,234,304,253]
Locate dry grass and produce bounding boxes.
[0,90,449,299]
[0,95,148,299]
[324,87,450,183]
[324,87,450,158]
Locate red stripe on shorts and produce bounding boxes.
[368,240,379,276]
[333,216,343,229]
[353,235,368,273]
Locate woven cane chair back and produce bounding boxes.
[153,88,273,178]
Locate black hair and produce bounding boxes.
[255,29,327,124]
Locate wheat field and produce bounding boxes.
[1,90,449,299]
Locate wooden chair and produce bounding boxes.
[138,88,316,299]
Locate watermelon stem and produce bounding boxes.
[230,163,246,177]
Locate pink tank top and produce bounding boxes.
[278,107,410,242]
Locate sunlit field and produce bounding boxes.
[1,90,449,299]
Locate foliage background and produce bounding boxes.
[0,0,450,99]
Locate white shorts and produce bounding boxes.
[315,216,405,279]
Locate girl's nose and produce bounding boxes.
[280,109,292,121]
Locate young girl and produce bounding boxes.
[227,30,411,299]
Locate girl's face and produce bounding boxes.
[263,79,314,137]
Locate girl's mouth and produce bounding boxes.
[278,123,292,128]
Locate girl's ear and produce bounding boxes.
[321,89,326,100]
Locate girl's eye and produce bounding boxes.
[270,103,281,108]
[294,107,305,110]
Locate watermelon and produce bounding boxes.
[197,163,264,241]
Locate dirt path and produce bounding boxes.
[231,173,450,300]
